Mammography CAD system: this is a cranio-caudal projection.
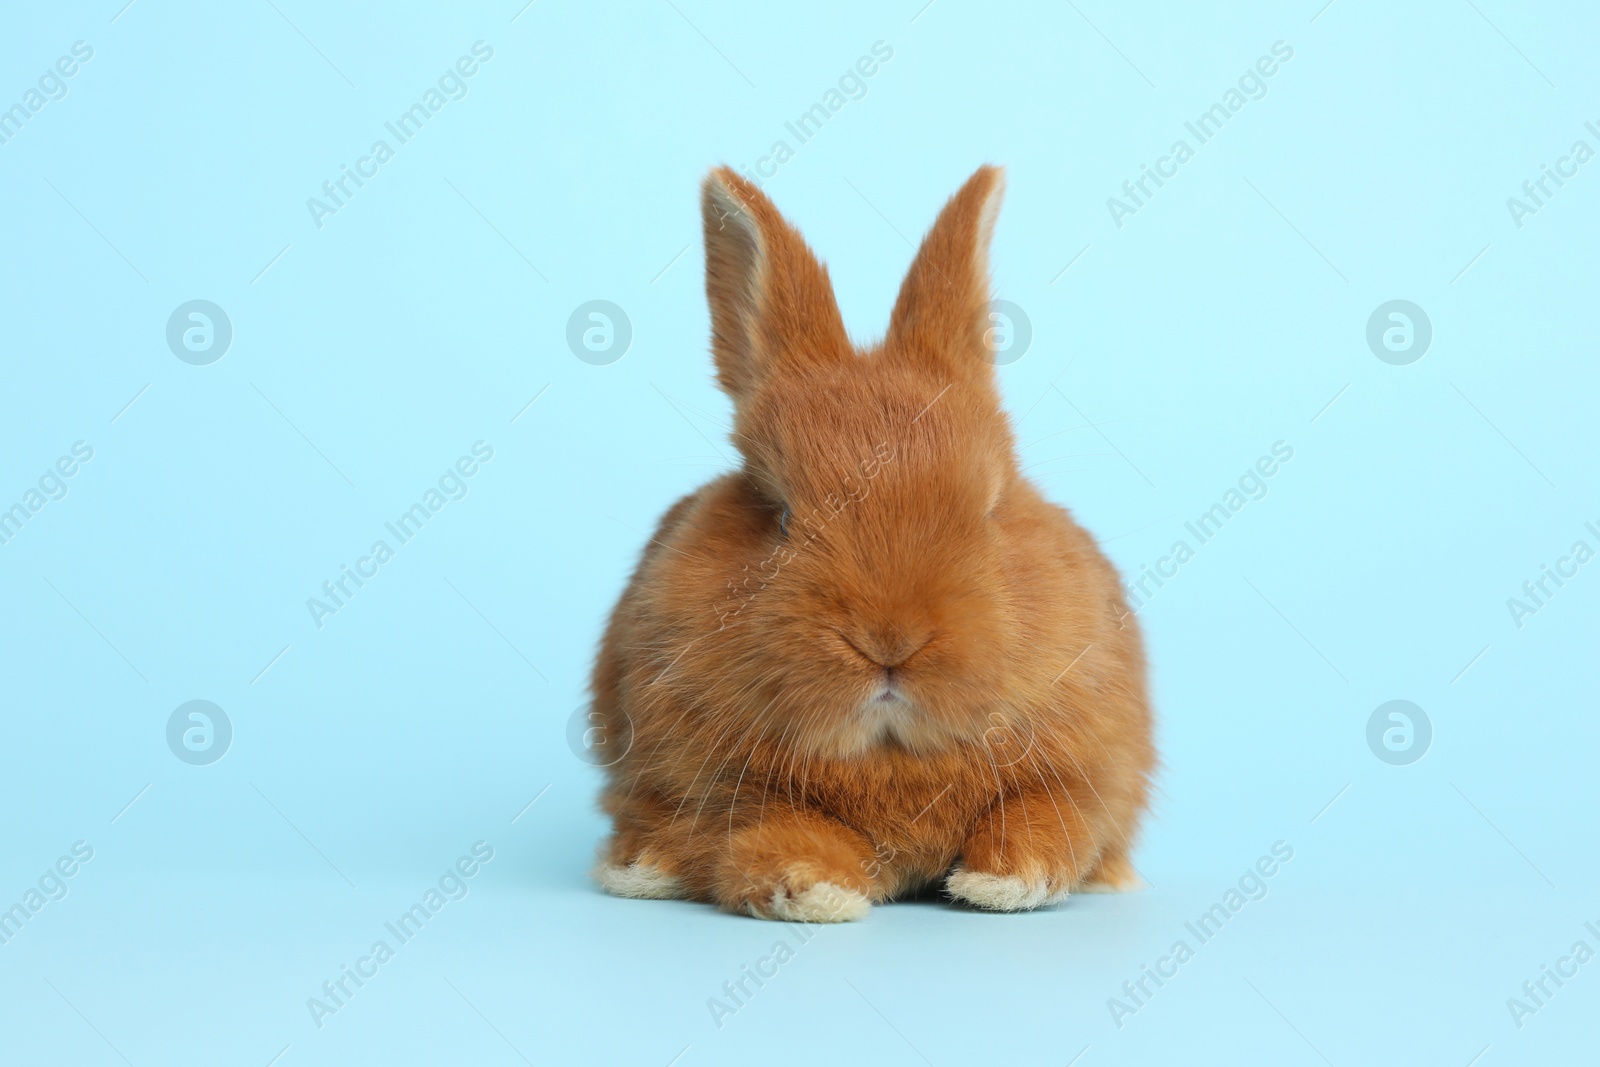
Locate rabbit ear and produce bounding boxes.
[701,168,851,401]
[884,165,1006,376]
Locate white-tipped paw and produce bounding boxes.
[946,867,1067,911]
[595,861,684,900]
[758,880,870,923]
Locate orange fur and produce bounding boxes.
[591,165,1154,919]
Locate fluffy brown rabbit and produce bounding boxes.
[589,165,1154,921]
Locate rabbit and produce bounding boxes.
[589,165,1154,921]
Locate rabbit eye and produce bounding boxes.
[778,507,792,536]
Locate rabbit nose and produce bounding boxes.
[845,627,932,668]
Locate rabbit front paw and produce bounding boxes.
[715,810,878,922]
[945,866,1070,911]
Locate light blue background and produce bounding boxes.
[2,1,1595,1064]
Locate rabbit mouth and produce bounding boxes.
[850,691,918,750]
[869,669,909,705]
[836,676,982,756]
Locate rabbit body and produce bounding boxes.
[590,166,1153,921]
